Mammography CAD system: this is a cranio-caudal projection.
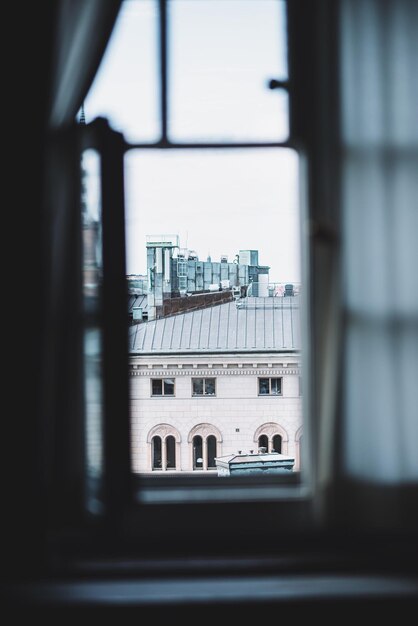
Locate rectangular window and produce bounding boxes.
[192,378,216,396]
[258,377,282,396]
[151,378,175,396]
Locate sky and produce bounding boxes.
[83,0,301,285]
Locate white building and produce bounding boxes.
[129,296,303,474]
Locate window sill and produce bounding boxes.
[3,571,418,613]
[192,394,216,397]
[135,477,307,504]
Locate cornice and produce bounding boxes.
[129,367,300,377]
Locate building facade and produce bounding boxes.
[129,296,303,474]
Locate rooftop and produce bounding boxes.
[128,296,301,354]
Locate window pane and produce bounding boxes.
[271,378,281,395]
[258,435,268,450]
[193,436,203,469]
[126,149,304,478]
[169,0,289,141]
[152,436,162,469]
[192,379,204,395]
[163,378,175,395]
[81,149,104,515]
[152,379,163,395]
[204,378,216,395]
[82,149,102,306]
[84,328,104,514]
[166,435,176,469]
[273,434,282,453]
[83,0,159,142]
[207,435,217,468]
[259,378,270,395]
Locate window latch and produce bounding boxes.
[267,79,289,90]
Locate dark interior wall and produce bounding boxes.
[2,1,57,577]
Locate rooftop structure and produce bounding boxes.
[215,450,295,476]
[145,235,270,320]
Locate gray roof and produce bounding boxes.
[128,296,300,354]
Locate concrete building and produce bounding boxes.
[145,235,270,320]
[129,295,302,475]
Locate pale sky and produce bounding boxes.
[83,0,301,284]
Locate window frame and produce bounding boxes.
[47,0,343,558]
[191,377,217,397]
[151,377,176,397]
[258,376,283,396]
[151,433,177,470]
[122,0,312,519]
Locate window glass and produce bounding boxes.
[152,379,163,395]
[193,436,203,469]
[258,434,268,450]
[152,436,162,469]
[271,378,281,395]
[166,435,176,468]
[205,378,216,396]
[163,378,175,395]
[259,378,270,395]
[169,0,288,142]
[83,0,159,142]
[207,435,217,468]
[273,434,282,453]
[192,378,204,396]
[81,149,105,514]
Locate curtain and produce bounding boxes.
[340,0,418,484]
[49,0,122,128]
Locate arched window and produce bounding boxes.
[254,423,289,455]
[189,424,222,471]
[193,435,203,470]
[272,434,282,453]
[258,434,269,451]
[207,435,217,468]
[147,425,181,471]
[152,436,162,470]
[166,435,176,469]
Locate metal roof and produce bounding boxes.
[128,296,301,354]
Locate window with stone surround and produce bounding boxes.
[192,377,216,397]
[258,377,282,396]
